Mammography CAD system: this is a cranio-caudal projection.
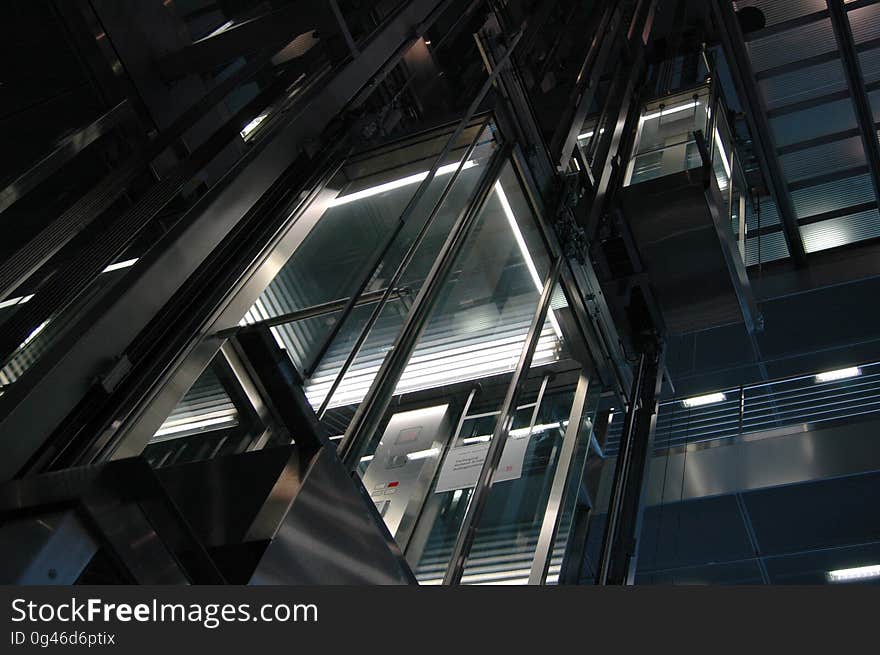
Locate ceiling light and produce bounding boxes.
[328,160,477,206]
[641,100,699,122]
[681,392,726,408]
[154,413,237,438]
[827,564,880,583]
[577,128,605,140]
[815,367,861,383]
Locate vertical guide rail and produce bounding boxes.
[528,370,592,584]
[596,341,664,585]
[443,259,563,585]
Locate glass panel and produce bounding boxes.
[625,86,711,186]
[343,158,562,568]
[545,380,603,585]
[307,147,560,430]
[236,120,498,401]
[457,382,576,585]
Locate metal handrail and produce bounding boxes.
[605,361,880,454]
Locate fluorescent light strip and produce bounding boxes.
[827,564,880,582]
[815,367,861,383]
[307,178,564,408]
[205,20,234,38]
[101,258,139,273]
[641,100,699,123]
[311,346,558,410]
[312,345,558,410]
[308,329,557,390]
[494,182,563,338]
[0,294,34,310]
[328,160,477,207]
[713,128,732,179]
[681,392,726,408]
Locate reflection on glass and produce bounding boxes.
[312,160,557,422]
[455,385,576,585]
[341,156,561,573]
[545,381,602,584]
[625,86,711,186]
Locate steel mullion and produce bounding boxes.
[710,0,807,265]
[442,258,563,585]
[527,370,591,585]
[827,0,880,211]
[314,118,490,418]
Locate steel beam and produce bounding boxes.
[827,0,880,211]
[711,0,807,265]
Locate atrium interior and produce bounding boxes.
[2,0,880,586]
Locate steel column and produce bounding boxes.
[595,341,664,585]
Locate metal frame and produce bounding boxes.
[528,370,592,584]
[596,343,664,585]
[0,0,453,481]
[306,111,494,388]
[443,258,563,585]
[337,142,514,468]
[549,1,623,172]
